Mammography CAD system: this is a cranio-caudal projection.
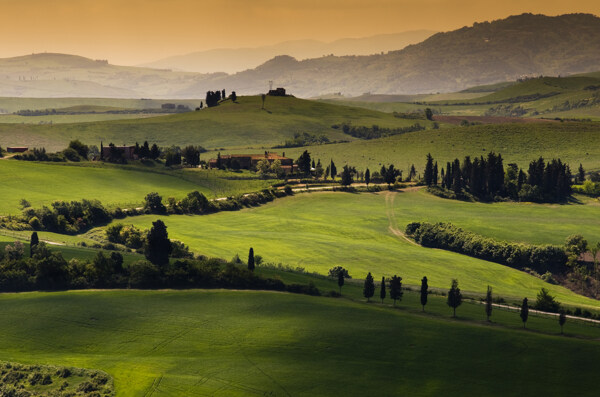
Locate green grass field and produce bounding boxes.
[101,191,600,309]
[1,289,599,396]
[0,112,170,124]
[0,97,200,113]
[281,121,600,171]
[0,160,273,214]
[0,96,436,152]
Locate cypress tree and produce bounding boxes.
[559,311,566,334]
[100,141,104,160]
[447,279,463,317]
[337,271,345,294]
[424,153,434,186]
[30,232,39,257]
[433,162,438,185]
[144,220,172,267]
[248,247,255,271]
[578,163,585,183]
[363,272,375,302]
[520,297,529,328]
[365,168,371,186]
[420,276,428,312]
[380,276,386,303]
[389,275,403,306]
[330,160,337,179]
[485,285,493,321]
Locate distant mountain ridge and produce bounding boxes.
[0,14,599,98]
[139,31,437,74]
[187,13,600,97]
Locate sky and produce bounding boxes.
[0,0,598,65]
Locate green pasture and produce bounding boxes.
[282,121,600,171]
[0,95,435,152]
[103,191,600,309]
[0,160,273,214]
[0,113,169,124]
[1,289,599,396]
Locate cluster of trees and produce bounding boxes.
[333,123,425,140]
[405,222,567,274]
[0,228,321,296]
[274,132,331,148]
[205,89,236,107]
[14,140,92,163]
[19,199,111,234]
[425,153,573,202]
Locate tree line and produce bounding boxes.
[335,266,571,331]
[1,188,293,234]
[332,123,425,140]
[424,152,573,202]
[405,222,567,274]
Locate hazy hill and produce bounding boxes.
[179,13,600,97]
[1,14,599,98]
[139,31,436,74]
[0,53,216,98]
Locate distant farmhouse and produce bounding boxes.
[6,147,28,153]
[268,87,286,96]
[208,152,297,174]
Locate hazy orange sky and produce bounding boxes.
[1,0,598,65]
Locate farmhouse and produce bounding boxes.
[6,147,28,153]
[268,87,286,96]
[208,152,297,173]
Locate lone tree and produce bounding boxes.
[363,272,375,302]
[520,297,529,328]
[365,168,371,186]
[425,108,433,121]
[337,271,345,294]
[30,232,39,257]
[248,247,255,271]
[485,285,493,321]
[420,276,428,312]
[447,279,463,317]
[389,275,403,306]
[144,220,172,267]
[380,276,386,303]
[559,311,567,334]
[261,94,266,109]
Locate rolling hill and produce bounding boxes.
[0,95,434,151]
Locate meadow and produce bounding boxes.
[102,191,600,309]
[0,96,435,152]
[1,289,599,396]
[0,160,273,214]
[281,121,600,171]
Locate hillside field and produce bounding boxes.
[1,289,599,396]
[0,160,273,214]
[0,96,436,152]
[280,121,600,171]
[102,191,600,309]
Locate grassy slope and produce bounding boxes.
[321,76,600,119]
[0,160,272,214]
[0,96,435,152]
[0,97,200,113]
[281,122,600,171]
[0,113,170,124]
[1,289,599,396]
[103,192,600,309]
